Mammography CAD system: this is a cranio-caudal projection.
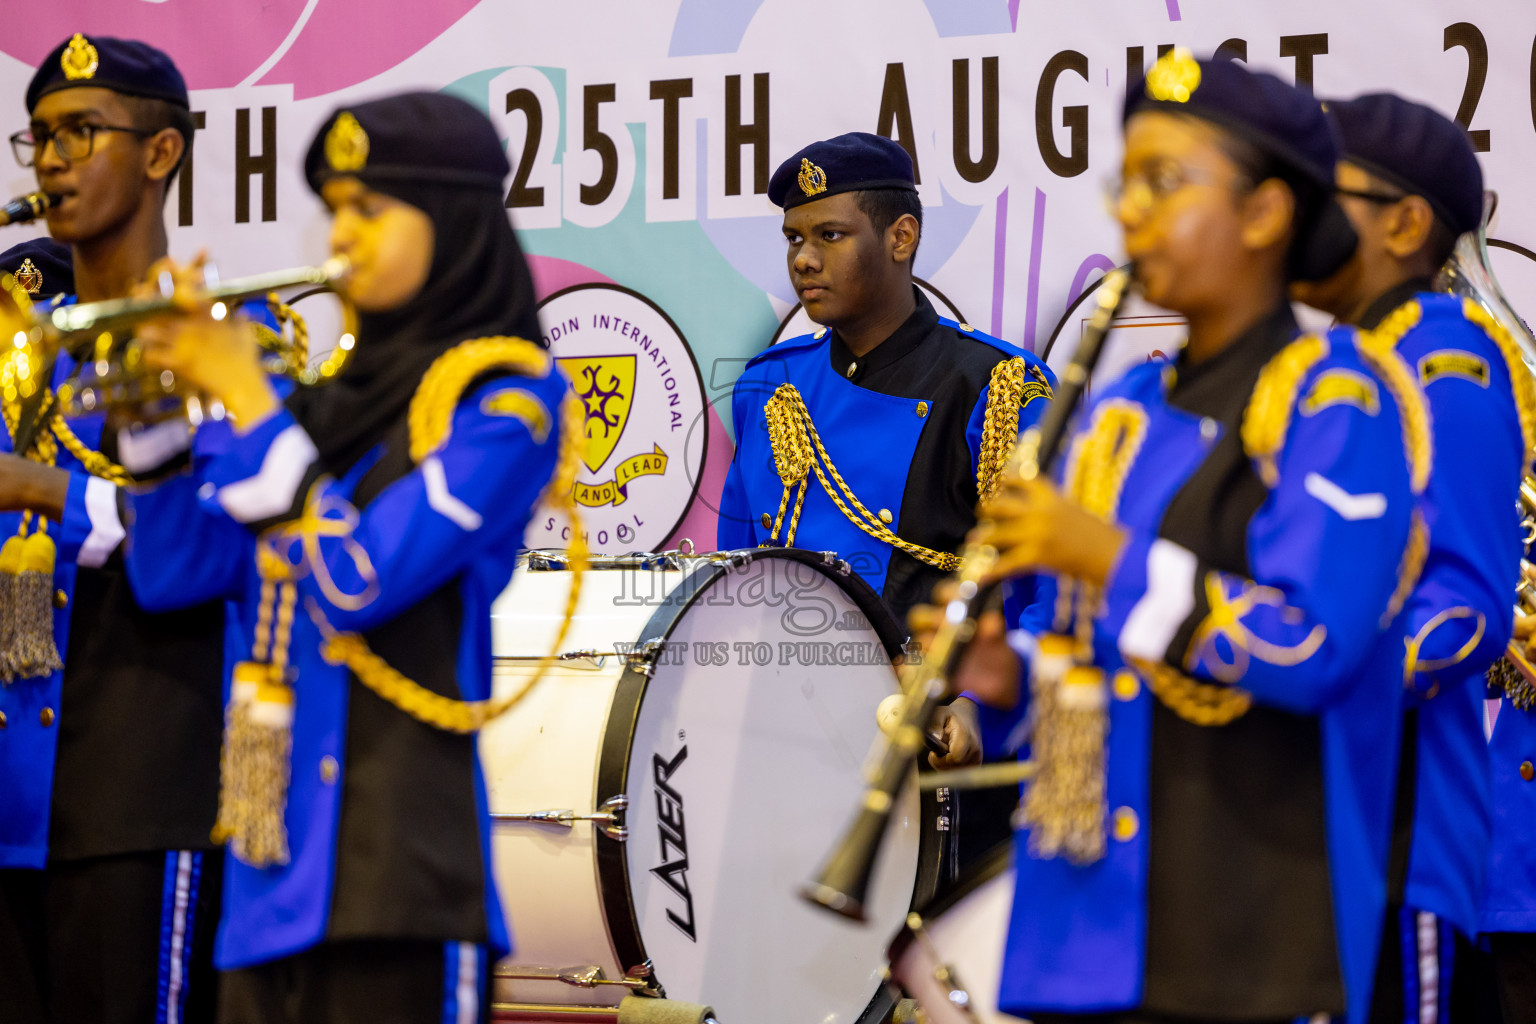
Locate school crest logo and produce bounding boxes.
[559,354,637,472]
[528,284,706,553]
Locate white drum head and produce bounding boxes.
[890,848,1020,1024]
[612,551,924,1023]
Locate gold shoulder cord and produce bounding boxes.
[1156,329,1433,731]
[1460,298,1536,458]
[977,357,1053,502]
[1144,336,1339,727]
[1062,396,1249,728]
[1239,333,1329,487]
[1019,399,1145,864]
[764,383,961,571]
[0,366,125,682]
[1354,326,1434,626]
[217,337,586,867]
[765,358,1052,556]
[321,337,587,732]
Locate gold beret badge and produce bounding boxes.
[325,111,370,174]
[61,33,99,82]
[1146,47,1201,104]
[797,158,828,198]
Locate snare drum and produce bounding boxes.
[481,547,942,1023]
[887,844,1022,1024]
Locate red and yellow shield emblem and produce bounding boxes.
[557,354,636,473]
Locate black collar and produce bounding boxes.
[1169,303,1300,418]
[1357,276,1437,332]
[827,287,939,384]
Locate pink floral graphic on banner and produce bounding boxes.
[4,0,483,99]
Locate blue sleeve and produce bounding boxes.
[716,377,761,551]
[1401,337,1524,700]
[53,470,116,568]
[1101,361,1418,714]
[203,374,563,633]
[124,472,253,611]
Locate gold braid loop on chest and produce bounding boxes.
[762,382,961,571]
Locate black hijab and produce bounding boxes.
[289,93,542,474]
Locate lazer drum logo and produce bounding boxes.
[650,745,696,941]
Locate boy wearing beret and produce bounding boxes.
[717,132,1057,864]
[720,131,1055,625]
[0,33,224,1024]
[1292,93,1526,1024]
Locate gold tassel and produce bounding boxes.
[214,571,297,868]
[1490,656,1536,712]
[214,663,295,868]
[212,664,260,846]
[1019,634,1108,865]
[0,532,22,683]
[11,531,61,680]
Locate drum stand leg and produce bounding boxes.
[492,997,719,1024]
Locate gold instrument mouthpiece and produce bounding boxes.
[0,192,54,228]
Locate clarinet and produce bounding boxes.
[801,265,1135,920]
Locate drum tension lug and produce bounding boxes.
[623,638,666,678]
[818,550,852,575]
[494,958,659,993]
[490,795,627,841]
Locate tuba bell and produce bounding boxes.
[1438,193,1536,700]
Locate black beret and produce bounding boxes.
[304,92,511,194]
[26,34,188,112]
[1326,93,1484,235]
[768,132,917,210]
[0,237,72,300]
[1124,50,1338,188]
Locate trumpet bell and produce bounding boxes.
[47,258,358,428]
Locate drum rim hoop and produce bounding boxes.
[590,545,910,993]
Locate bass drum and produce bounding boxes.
[481,547,943,1023]
[887,844,1022,1024]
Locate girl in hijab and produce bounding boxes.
[123,91,574,1024]
[916,51,1431,1024]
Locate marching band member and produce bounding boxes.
[717,132,1056,623]
[716,133,1056,861]
[1291,93,1525,1024]
[0,36,225,1024]
[930,52,1429,1024]
[120,91,566,1024]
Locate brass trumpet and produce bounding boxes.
[0,256,357,430]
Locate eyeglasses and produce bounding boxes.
[1106,163,1254,215]
[9,122,155,167]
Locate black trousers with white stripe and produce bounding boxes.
[0,848,222,1024]
[218,939,490,1024]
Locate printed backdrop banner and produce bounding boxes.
[6,1,1536,552]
